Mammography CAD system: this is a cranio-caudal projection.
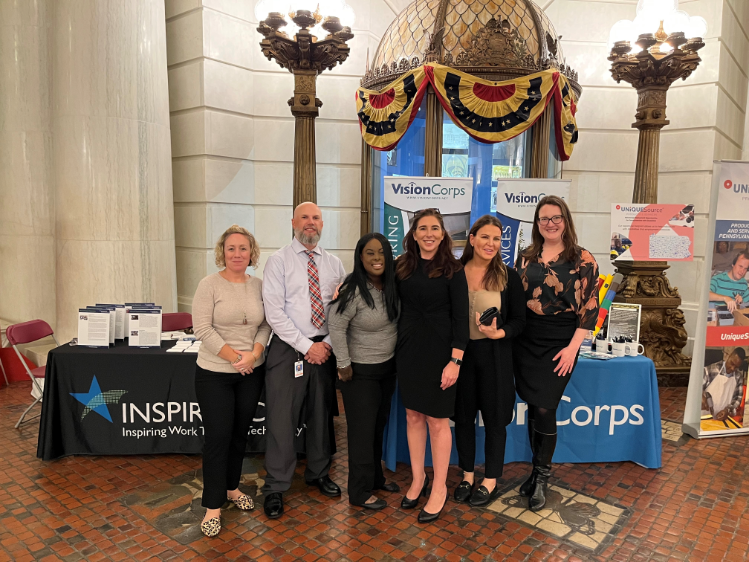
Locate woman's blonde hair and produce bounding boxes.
[214,225,260,268]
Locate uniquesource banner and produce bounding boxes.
[610,203,695,262]
[684,160,749,439]
[356,63,579,160]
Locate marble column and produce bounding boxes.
[52,0,177,342]
[0,0,56,327]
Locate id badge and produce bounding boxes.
[294,360,304,378]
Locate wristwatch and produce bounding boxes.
[450,357,463,366]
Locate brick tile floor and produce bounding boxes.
[1,383,748,561]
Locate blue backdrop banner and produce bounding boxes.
[382,355,662,471]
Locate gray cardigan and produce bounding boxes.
[328,285,397,369]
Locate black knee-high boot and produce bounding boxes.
[519,419,536,497]
[529,430,556,512]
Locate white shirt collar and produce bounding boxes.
[292,236,322,255]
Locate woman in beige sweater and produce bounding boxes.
[192,225,271,537]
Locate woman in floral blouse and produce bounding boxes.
[513,195,599,512]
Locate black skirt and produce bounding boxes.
[513,311,579,409]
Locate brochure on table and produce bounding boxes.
[610,203,695,262]
[97,304,125,339]
[382,176,473,257]
[77,308,111,347]
[494,179,570,266]
[128,307,162,347]
[684,160,749,438]
[124,302,155,334]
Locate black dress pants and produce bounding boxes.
[262,335,337,493]
[338,361,396,505]
[195,364,264,509]
[454,338,508,479]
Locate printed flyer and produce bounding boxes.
[495,179,570,266]
[684,161,749,438]
[610,203,695,262]
[383,176,473,257]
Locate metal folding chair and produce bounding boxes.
[162,312,193,332]
[6,320,59,428]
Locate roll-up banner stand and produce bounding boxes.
[494,179,571,266]
[383,176,474,257]
[684,160,749,439]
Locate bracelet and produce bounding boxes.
[235,353,242,364]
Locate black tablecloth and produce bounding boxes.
[37,341,205,460]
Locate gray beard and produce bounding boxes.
[295,229,321,246]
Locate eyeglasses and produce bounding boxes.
[538,215,564,226]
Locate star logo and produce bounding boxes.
[70,376,127,422]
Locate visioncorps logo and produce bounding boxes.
[391,182,466,198]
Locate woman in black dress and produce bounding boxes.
[514,195,599,512]
[453,215,526,507]
[396,209,469,523]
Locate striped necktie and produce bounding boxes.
[306,250,325,329]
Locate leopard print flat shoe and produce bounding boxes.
[200,516,221,537]
[228,494,254,510]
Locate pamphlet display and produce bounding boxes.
[94,306,116,345]
[494,179,570,266]
[97,304,125,339]
[77,308,111,347]
[128,308,162,347]
[124,303,155,335]
[383,176,473,257]
[684,161,749,438]
[610,203,695,262]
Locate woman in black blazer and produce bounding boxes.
[453,215,526,507]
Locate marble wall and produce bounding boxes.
[166,0,411,312]
[0,0,56,329]
[0,0,178,343]
[53,0,178,342]
[540,0,749,353]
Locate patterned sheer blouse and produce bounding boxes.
[515,247,600,330]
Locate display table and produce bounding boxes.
[382,355,662,470]
[37,341,203,460]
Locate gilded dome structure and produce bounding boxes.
[361,0,579,96]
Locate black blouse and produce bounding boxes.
[515,247,600,331]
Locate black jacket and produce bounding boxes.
[461,266,526,427]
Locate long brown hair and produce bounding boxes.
[521,195,580,263]
[396,208,463,280]
[460,215,508,292]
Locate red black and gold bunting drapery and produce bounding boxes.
[355,62,578,160]
[355,66,429,152]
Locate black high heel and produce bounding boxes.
[400,473,429,509]
[418,493,448,523]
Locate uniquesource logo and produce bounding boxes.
[725,179,749,192]
[70,376,127,422]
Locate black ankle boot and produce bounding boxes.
[528,430,556,512]
[519,419,537,498]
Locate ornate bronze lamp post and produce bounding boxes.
[257,7,354,206]
[607,2,706,376]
